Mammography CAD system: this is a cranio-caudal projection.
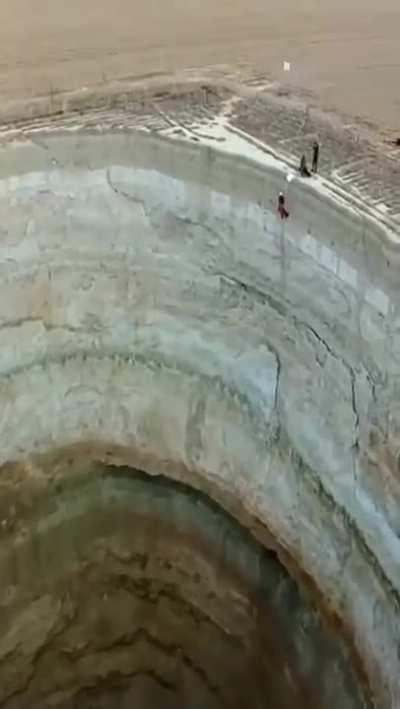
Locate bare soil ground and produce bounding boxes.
[1,0,399,130]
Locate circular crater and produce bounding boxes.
[0,117,392,708]
[0,455,368,708]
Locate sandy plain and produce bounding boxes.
[1,0,399,129]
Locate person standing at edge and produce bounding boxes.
[299,154,311,177]
[312,140,320,173]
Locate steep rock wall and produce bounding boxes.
[0,130,398,706]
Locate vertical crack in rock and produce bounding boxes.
[106,168,147,212]
[302,323,360,447]
[273,350,281,414]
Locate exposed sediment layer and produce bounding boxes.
[0,99,398,707]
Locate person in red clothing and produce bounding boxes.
[278,192,289,219]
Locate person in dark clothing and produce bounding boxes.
[299,154,311,177]
[278,192,289,219]
[312,141,320,173]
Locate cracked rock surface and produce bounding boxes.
[0,126,398,707]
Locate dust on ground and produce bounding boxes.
[1,0,399,130]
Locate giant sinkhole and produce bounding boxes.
[0,127,398,708]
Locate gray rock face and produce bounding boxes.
[0,129,398,707]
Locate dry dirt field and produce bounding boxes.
[1,0,399,129]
